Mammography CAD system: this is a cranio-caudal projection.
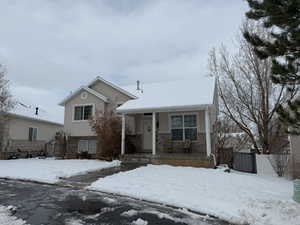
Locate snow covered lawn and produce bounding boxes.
[0,158,120,184]
[88,165,300,225]
[0,206,26,225]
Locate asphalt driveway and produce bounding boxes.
[0,179,232,225]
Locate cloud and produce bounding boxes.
[0,0,248,120]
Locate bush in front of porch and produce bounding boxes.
[90,112,135,160]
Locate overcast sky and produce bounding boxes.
[0,0,248,122]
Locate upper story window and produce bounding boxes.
[170,114,197,141]
[74,105,93,121]
[28,127,37,141]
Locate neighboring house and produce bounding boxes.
[59,76,218,167]
[0,103,63,159]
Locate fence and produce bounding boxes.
[233,152,257,173]
[218,147,233,167]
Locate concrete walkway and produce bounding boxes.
[58,163,144,188]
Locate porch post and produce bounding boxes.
[205,107,212,157]
[121,114,125,155]
[152,112,156,155]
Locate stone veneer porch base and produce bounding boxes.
[120,153,214,168]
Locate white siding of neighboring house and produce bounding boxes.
[8,117,62,141]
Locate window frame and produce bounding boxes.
[28,127,38,141]
[78,140,97,154]
[169,113,198,141]
[72,103,95,122]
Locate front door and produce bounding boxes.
[143,118,152,152]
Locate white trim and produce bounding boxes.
[152,112,156,155]
[117,104,212,114]
[59,86,108,106]
[121,114,125,155]
[88,76,137,99]
[84,87,108,102]
[72,103,95,122]
[168,112,198,141]
[205,108,212,157]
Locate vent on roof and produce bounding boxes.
[136,80,143,93]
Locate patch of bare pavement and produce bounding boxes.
[58,163,144,188]
[0,165,234,225]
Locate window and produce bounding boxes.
[170,114,197,141]
[74,105,93,121]
[88,140,97,154]
[28,127,37,141]
[78,140,97,154]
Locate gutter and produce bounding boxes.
[117,104,213,114]
[8,113,64,126]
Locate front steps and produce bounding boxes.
[121,153,214,168]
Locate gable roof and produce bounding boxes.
[87,76,137,99]
[118,76,216,113]
[59,76,137,106]
[59,86,108,106]
[9,102,63,126]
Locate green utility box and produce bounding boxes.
[294,179,300,203]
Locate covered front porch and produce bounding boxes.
[119,106,216,167]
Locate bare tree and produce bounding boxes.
[90,111,122,160]
[0,64,14,115]
[0,64,15,155]
[216,115,251,152]
[208,22,296,154]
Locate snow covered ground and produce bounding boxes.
[88,165,300,225]
[0,158,120,184]
[0,206,26,225]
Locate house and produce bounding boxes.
[59,76,136,158]
[59,76,218,167]
[0,102,64,159]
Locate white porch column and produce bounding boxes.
[121,114,125,155]
[152,112,156,155]
[205,107,212,157]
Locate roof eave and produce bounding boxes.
[117,104,215,114]
[88,76,138,99]
[8,112,64,126]
[58,86,108,106]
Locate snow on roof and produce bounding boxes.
[9,101,64,125]
[118,76,216,113]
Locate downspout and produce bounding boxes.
[211,153,217,167]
